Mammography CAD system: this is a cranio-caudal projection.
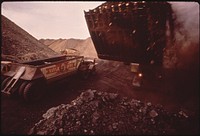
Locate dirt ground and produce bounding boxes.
[1,59,199,135]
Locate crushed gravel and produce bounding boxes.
[29,89,192,135]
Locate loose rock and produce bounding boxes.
[29,89,193,135]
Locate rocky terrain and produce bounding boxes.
[39,38,98,58]
[29,89,194,135]
[1,58,199,135]
[1,15,60,63]
[1,15,97,63]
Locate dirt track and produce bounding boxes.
[1,59,199,135]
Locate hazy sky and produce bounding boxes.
[1,1,104,40]
[1,1,199,41]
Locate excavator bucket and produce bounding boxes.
[84,1,174,65]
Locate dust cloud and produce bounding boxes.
[170,2,199,70]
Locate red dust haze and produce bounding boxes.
[171,2,199,71]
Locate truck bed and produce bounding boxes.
[2,55,84,82]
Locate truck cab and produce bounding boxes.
[78,58,97,79]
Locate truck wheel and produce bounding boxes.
[23,81,46,102]
[19,81,28,97]
[1,77,11,90]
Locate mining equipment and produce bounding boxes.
[1,55,96,101]
[1,1,176,100]
[84,1,175,87]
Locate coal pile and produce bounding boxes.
[29,89,192,135]
[1,15,60,63]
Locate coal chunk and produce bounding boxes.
[29,89,193,135]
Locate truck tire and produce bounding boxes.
[23,80,46,102]
[19,81,28,97]
[1,77,11,90]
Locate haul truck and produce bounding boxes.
[1,55,96,102]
